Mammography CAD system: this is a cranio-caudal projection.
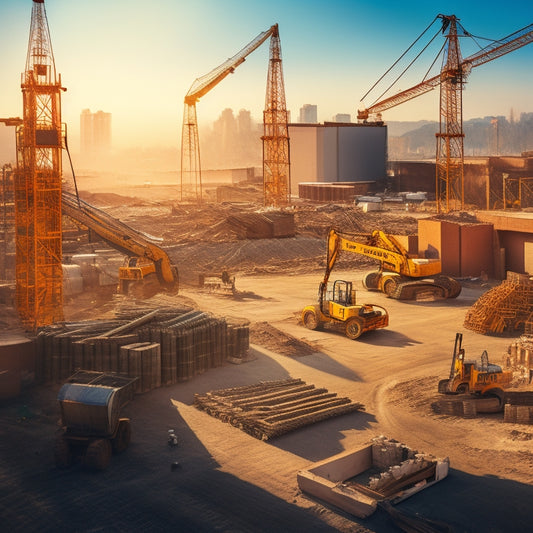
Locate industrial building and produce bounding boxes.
[289,121,387,197]
[298,104,318,124]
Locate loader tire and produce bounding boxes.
[84,439,112,471]
[345,317,363,340]
[303,308,320,330]
[54,434,72,469]
[112,419,131,454]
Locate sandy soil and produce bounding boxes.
[2,185,533,532]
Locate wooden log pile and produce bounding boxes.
[464,272,533,335]
[34,307,250,390]
[193,378,364,441]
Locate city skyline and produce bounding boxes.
[0,0,531,150]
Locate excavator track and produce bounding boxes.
[390,276,462,301]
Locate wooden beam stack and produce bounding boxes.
[194,378,364,440]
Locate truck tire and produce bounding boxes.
[112,419,131,454]
[84,439,112,471]
[54,434,72,469]
[345,317,363,340]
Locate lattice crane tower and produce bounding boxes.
[435,15,465,212]
[358,17,533,213]
[15,0,64,329]
[262,25,291,206]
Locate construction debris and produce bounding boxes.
[34,307,250,389]
[193,378,363,440]
[464,271,533,335]
[297,436,449,519]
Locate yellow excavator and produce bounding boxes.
[326,228,461,300]
[301,228,389,340]
[62,191,178,297]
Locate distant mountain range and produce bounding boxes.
[387,113,533,159]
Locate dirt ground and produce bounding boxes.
[1,182,533,532]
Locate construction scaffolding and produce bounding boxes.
[503,175,533,210]
[15,0,64,330]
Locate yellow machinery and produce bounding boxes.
[62,191,178,296]
[302,228,389,339]
[438,333,512,402]
[326,228,461,300]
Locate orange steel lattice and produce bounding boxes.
[358,18,533,213]
[435,15,465,213]
[262,26,290,207]
[15,0,64,330]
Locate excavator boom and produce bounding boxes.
[62,191,177,290]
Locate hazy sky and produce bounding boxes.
[0,0,532,149]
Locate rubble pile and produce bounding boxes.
[194,378,364,440]
[366,437,439,497]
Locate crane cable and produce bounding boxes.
[63,134,81,208]
[360,15,439,103]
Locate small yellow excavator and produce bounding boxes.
[438,333,512,402]
[326,228,461,300]
[301,229,389,340]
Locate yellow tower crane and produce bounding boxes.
[180,24,290,206]
[358,16,533,213]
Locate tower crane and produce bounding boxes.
[15,0,65,330]
[181,24,290,206]
[358,16,533,213]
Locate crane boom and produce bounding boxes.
[358,22,533,121]
[184,25,277,104]
[180,24,280,202]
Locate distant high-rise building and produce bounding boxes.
[80,109,111,154]
[333,113,351,123]
[298,104,317,124]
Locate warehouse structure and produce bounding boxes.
[289,122,387,197]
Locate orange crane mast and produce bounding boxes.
[262,25,291,206]
[358,17,533,213]
[180,24,290,206]
[15,0,65,330]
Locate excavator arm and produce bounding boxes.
[326,228,441,278]
[62,191,178,290]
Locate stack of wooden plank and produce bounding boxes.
[35,307,250,389]
[194,378,364,441]
[464,272,533,335]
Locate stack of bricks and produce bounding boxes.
[464,272,533,335]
